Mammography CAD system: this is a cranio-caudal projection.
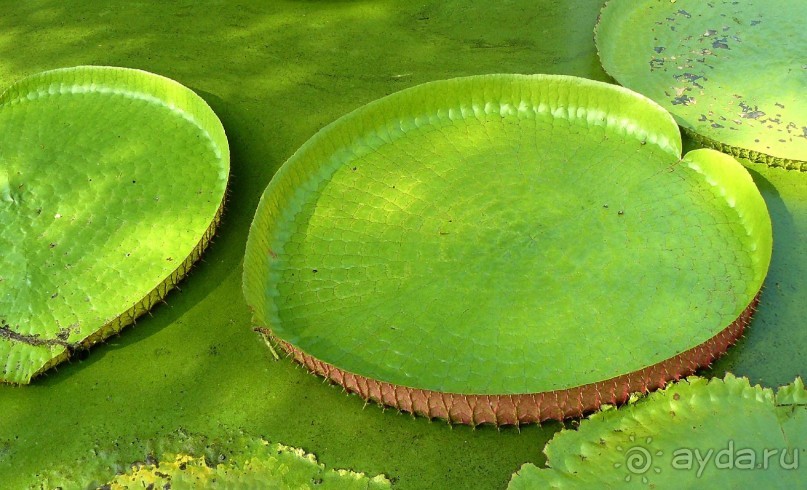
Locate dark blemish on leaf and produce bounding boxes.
[312,269,318,273]
[51,292,58,299]
[650,58,665,70]
[603,204,609,208]
[712,39,729,49]
[671,94,694,105]
[698,114,708,122]
[711,123,724,128]
[352,167,357,171]
[618,210,624,216]
[775,102,785,109]
[653,46,665,53]
[703,29,717,37]
[132,180,136,184]
[751,20,761,26]
[677,9,691,18]
[49,243,57,248]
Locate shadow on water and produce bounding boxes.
[707,164,807,387]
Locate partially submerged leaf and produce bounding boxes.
[0,66,229,383]
[596,0,807,169]
[34,431,391,490]
[509,375,807,488]
[243,74,772,424]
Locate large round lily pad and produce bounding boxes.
[0,66,229,384]
[243,74,771,425]
[595,0,807,169]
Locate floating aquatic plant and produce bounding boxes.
[243,74,771,425]
[596,0,807,169]
[0,66,229,384]
[34,431,390,489]
[509,374,806,487]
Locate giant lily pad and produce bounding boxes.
[509,375,807,488]
[242,74,771,425]
[0,66,229,384]
[595,0,807,169]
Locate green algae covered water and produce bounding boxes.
[0,1,804,488]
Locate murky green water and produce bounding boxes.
[0,1,803,488]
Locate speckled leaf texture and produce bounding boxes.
[509,375,807,488]
[243,74,772,425]
[596,0,807,169]
[0,66,229,384]
[34,432,391,490]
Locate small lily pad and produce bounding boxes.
[0,66,229,384]
[509,375,807,488]
[243,74,771,425]
[596,0,807,169]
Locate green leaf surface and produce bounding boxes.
[508,375,807,488]
[34,431,391,490]
[0,66,229,383]
[243,74,771,398]
[595,0,807,168]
